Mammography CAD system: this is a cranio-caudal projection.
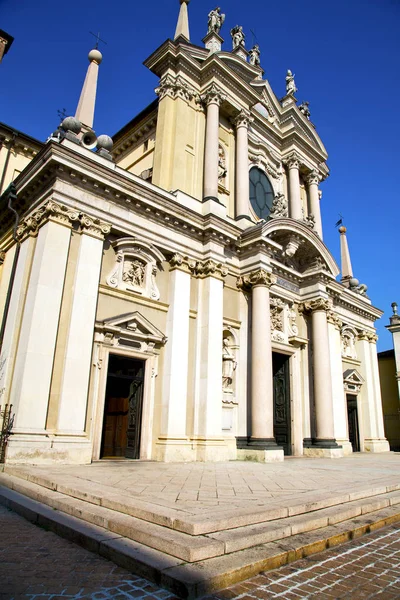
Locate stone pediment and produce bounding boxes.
[95,312,167,351]
[263,219,339,277]
[343,369,364,393]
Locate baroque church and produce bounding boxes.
[0,1,389,464]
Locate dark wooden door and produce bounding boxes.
[273,353,291,455]
[101,355,145,459]
[347,395,360,452]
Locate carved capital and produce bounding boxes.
[237,269,276,291]
[169,253,196,273]
[305,170,320,186]
[232,109,253,129]
[80,214,111,239]
[283,151,302,170]
[201,83,226,107]
[155,74,198,104]
[368,332,378,344]
[195,259,228,279]
[298,298,332,314]
[357,330,370,341]
[327,310,343,329]
[16,201,80,240]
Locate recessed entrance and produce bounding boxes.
[100,354,145,459]
[273,352,292,455]
[347,394,360,452]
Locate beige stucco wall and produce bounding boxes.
[378,355,400,450]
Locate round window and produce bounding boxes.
[249,167,274,220]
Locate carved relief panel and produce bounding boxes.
[270,297,298,343]
[106,238,165,301]
[341,326,358,360]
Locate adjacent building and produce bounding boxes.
[378,304,400,451]
[0,2,389,464]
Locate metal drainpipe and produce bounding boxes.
[0,184,20,355]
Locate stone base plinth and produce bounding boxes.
[237,447,284,463]
[5,434,92,465]
[364,439,391,453]
[336,440,354,456]
[155,436,231,462]
[303,446,344,459]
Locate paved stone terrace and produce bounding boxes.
[11,453,399,520]
[1,503,400,599]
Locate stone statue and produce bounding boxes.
[270,193,288,218]
[298,101,311,120]
[249,44,261,66]
[222,338,237,389]
[218,145,227,180]
[230,25,245,49]
[349,277,368,297]
[208,7,225,34]
[285,69,297,96]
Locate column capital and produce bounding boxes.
[195,258,228,279]
[201,83,226,107]
[327,310,343,330]
[80,213,111,239]
[155,73,198,104]
[298,298,332,314]
[283,151,302,170]
[232,109,253,128]
[237,269,276,291]
[358,330,378,344]
[305,169,320,186]
[169,253,196,273]
[16,200,80,241]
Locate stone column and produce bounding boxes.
[237,270,283,461]
[9,204,78,432]
[57,216,111,433]
[233,109,253,219]
[364,332,390,452]
[306,170,323,238]
[300,299,341,456]
[157,253,193,461]
[202,84,225,201]
[194,259,229,461]
[285,152,303,220]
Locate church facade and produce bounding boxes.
[0,2,389,464]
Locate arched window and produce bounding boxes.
[249,167,274,220]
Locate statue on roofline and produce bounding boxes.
[230,25,245,49]
[285,69,297,96]
[208,7,225,34]
[299,101,311,120]
[249,44,261,66]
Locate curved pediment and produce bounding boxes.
[262,218,340,277]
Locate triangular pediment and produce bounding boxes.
[343,369,365,385]
[96,312,167,345]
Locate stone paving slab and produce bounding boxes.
[4,454,400,535]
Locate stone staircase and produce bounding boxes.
[1,465,400,599]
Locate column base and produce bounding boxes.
[236,447,284,463]
[363,439,391,453]
[202,195,224,205]
[154,436,193,462]
[5,434,92,465]
[336,440,354,456]
[303,438,342,449]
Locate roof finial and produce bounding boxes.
[75,45,103,130]
[338,224,353,281]
[174,0,190,41]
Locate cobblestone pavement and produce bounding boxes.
[1,503,400,599]
[207,524,400,600]
[0,505,178,600]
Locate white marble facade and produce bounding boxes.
[0,3,389,464]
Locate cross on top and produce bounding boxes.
[89,31,107,49]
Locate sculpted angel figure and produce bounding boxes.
[249,44,261,66]
[298,101,311,120]
[270,193,288,218]
[208,7,225,34]
[285,69,297,95]
[230,25,245,49]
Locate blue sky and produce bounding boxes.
[1,0,399,350]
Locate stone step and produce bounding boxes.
[4,465,400,535]
[0,473,224,562]
[1,482,400,600]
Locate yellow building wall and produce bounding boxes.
[0,146,36,194]
[379,355,400,450]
